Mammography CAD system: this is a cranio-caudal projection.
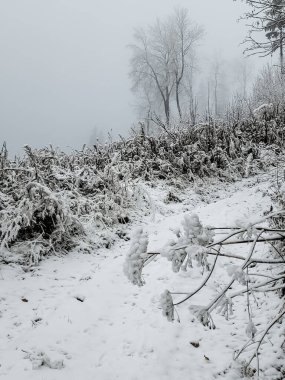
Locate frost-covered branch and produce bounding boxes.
[125,209,285,374]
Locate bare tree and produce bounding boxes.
[129,7,203,126]
[183,67,199,125]
[213,61,220,116]
[129,22,174,126]
[171,8,204,121]
[232,58,252,98]
[208,56,227,117]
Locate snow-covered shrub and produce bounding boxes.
[160,290,174,322]
[253,103,274,121]
[0,144,136,264]
[124,214,214,284]
[0,181,83,264]
[123,228,149,286]
[159,214,214,273]
[2,104,285,265]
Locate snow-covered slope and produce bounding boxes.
[0,174,284,380]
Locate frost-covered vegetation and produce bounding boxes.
[1,107,285,266]
[125,162,285,378]
[2,2,285,380]
[125,208,285,374]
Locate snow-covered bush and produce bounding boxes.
[123,228,149,286]
[253,103,274,121]
[160,214,214,273]
[0,181,83,264]
[160,290,174,322]
[0,144,136,264]
[1,106,285,265]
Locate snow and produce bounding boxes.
[0,173,284,380]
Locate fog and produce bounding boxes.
[0,0,268,155]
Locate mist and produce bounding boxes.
[0,0,268,155]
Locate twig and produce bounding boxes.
[174,246,221,306]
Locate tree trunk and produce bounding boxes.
[175,81,182,121]
[214,71,218,117]
[207,81,211,119]
[164,99,170,126]
[280,27,284,75]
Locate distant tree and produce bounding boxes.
[206,55,229,118]
[183,66,199,125]
[213,59,221,117]
[171,8,204,121]
[252,63,285,105]
[129,7,203,126]
[231,58,252,98]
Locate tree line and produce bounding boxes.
[127,1,285,134]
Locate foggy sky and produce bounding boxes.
[0,0,267,155]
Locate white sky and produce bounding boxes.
[0,0,268,155]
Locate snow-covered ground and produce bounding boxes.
[0,173,284,380]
